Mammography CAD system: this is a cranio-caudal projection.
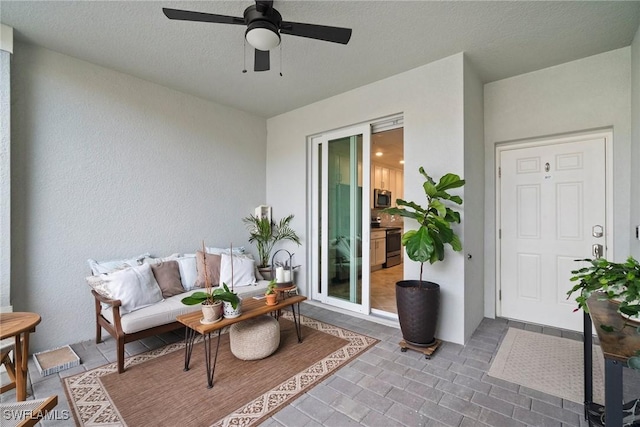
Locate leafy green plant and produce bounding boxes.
[242,214,301,268]
[567,256,640,369]
[181,283,240,309]
[265,279,277,295]
[567,257,640,316]
[384,167,464,283]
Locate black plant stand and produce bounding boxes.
[584,294,639,427]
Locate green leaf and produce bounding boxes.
[430,200,446,217]
[436,173,465,191]
[181,292,211,305]
[449,234,462,252]
[600,324,615,332]
[444,209,461,223]
[403,228,433,264]
[448,195,463,205]
[429,233,445,264]
[418,167,435,185]
[423,181,438,198]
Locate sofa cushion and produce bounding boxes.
[87,253,150,275]
[100,281,271,334]
[101,263,163,314]
[195,251,222,288]
[176,255,198,291]
[144,253,181,266]
[150,260,184,298]
[220,253,256,287]
[206,246,246,255]
[85,274,112,299]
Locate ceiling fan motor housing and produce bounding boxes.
[244,4,282,51]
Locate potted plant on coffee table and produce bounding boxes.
[384,167,464,355]
[242,213,301,279]
[181,286,241,320]
[180,243,240,322]
[265,279,278,306]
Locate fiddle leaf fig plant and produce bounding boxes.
[384,167,465,283]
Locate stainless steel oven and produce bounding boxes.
[384,227,402,268]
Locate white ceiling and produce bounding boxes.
[2,1,639,118]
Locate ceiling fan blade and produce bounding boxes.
[162,8,244,25]
[254,49,270,72]
[280,21,352,44]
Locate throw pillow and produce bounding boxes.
[206,246,246,255]
[219,253,256,287]
[87,252,151,275]
[150,260,184,298]
[195,251,222,288]
[144,253,181,266]
[101,263,163,314]
[85,275,113,299]
[176,255,198,291]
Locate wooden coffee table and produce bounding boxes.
[176,295,306,388]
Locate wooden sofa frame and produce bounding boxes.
[92,290,184,373]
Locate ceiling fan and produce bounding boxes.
[163,1,352,72]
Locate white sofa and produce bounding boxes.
[87,249,268,373]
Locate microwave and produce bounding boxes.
[374,189,392,208]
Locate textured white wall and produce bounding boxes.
[1,49,10,310]
[462,57,485,342]
[11,43,267,352]
[632,26,640,260]
[484,47,633,317]
[267,54,473,345]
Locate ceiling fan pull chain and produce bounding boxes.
[279,43,283,77]
[242,38,247,73]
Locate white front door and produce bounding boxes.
[498,133,609,331]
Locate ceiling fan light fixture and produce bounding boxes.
[245,21,280,51]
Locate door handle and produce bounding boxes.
[592,225,603,238]
[592,244,603,259]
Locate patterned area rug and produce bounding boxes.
[488,327,605,404]
[63,312,378,427]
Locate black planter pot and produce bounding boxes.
[395,280,440,347]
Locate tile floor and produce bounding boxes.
[370,264,402,313]
[2,303,640,427]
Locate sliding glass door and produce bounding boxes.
[311,125,371,313]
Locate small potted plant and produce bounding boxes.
[265,279,278,306]
[242,213,301,279]
[218,283,242,318]
[181,284,241,322]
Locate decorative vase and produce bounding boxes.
[265,293,277,306]
[258,266,273,280]
[395,280,440,346]
[223,297,242,318]
[201,301,222,324]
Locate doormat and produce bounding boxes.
[488,328,605,404]
[33,345,80,377]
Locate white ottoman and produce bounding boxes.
[229,315,280,360]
